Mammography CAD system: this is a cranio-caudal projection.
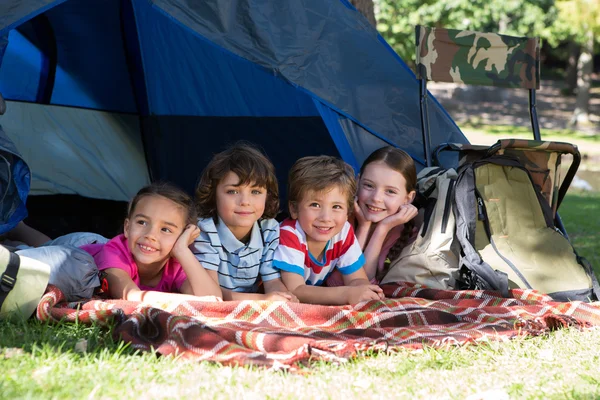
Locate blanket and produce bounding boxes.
[36,282,600,370]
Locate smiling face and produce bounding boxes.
[290,185,349,260]
[216,171,267,242]
[124,194,187,272]
[357,161,415,223]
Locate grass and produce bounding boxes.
[560,192,600,275]
[2,126,599,399]
[462,123,600,143]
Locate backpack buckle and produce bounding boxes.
[0,272,16,293]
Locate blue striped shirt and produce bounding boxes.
[191,217,280,292]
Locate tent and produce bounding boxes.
[0,0,466,237]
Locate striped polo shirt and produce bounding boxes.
[273,218,365,286]
[191,217,280,292]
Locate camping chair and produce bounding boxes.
[415,25,581,236]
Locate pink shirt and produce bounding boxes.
[325,225,404,286]
[81,234,187,293]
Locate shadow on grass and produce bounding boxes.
[560,192,600,276]
[0,316,137,358]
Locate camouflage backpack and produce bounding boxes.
[450,141,600,302]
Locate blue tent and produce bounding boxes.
[0,0,466,236]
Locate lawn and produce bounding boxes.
[2,133,600,399]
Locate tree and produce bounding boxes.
[556,0,600,127]
[349,0,377,27]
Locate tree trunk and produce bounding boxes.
[349,0,376,27]
[564,41,580,95]
[569,31,594,127]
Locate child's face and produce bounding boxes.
[124,195,186,271]
[216,171,267,241]
[357,161,415,223]
[290,185,349,257]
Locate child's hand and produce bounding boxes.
[346,284,385,304]
[379,204,418,230]
[353,199,370,227]
[264,291,299,302]
[172,224,201,257]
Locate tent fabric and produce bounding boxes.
[1,101,149,201]
[132,0,319,117]
[0,1,64,37]
[0,125,30,234]
[150,0,467,163]
[0,1,136,111]
[0,0,467,226]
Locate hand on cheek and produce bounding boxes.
[380,203,418,229]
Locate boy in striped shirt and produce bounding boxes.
[273,156,385,305]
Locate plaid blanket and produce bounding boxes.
[37,282,600,370]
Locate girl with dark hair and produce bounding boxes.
[82,182,222,302]
[327,146,418,286]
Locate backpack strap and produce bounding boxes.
[453,161,509,296]
[0,251,20,310]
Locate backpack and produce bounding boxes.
[382,140,600,302]
[453,154,600,302]
[0,126,30,234]
[380,167,460,289]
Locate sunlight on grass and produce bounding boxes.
[462,123,599,143]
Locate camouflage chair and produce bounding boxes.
[416,26,580,232]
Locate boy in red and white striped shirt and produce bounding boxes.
[273,156,384,305]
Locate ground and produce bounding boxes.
[429,79,600,157]
[429,79,600,191]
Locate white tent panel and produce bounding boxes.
[1,101,150,201]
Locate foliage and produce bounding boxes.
[555,0,600,43]
[375,0,559,69]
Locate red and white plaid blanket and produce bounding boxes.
[37,282,600,370]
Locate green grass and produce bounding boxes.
[462,123,600,142]
[560,192,600,276]
[2,317,600,399]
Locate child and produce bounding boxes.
[327,146,418,286]
[273,155,384,305]
[192,142,297,302]
[81,182,222,302]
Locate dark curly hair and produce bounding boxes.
[128,181,197,226]
[359,146,417,277]
[195,141,279,220]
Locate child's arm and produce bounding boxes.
[5,221,52,247]
[172,224,222,298]
[263,278,299,302]
[206,270,295,301]
[281,270,382,305]
[103,267,220,303]
[361,204,418,281]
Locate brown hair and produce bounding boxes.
[127,182,197,226]
[195,141,279,219]
[288,155,356,212]
[360,146,417,273]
